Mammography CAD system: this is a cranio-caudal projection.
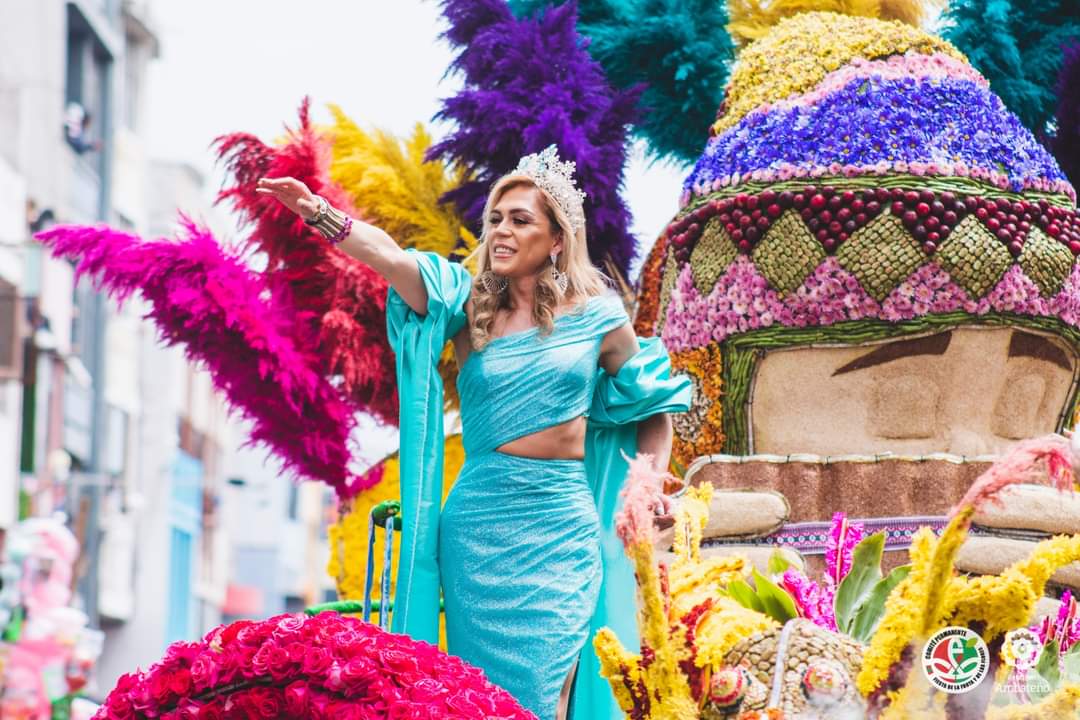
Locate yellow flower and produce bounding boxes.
[920,509,973,635]
[594,483,773,717]
[857,527,935,695]
[941,534,1080,639]
[669,344,726,463]
[984,684,1080,719]
[672,483,712,564]
[714,12,967,134]
[695,597,778,668]
[595,628,643,714]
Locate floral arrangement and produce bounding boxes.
[596,436,1080,719]
[631,5,1080,471]
[596,456,769,718]
[857,436,1080,717]
[713,12,964,134]
[1035,590,1080,654]
[778,513,864,632]
[93,612,534,720]
[651,182,1080,347]
[687,73,1070,199]
[667,343,726,467]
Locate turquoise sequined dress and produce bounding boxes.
[387,250,692,719]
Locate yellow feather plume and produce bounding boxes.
[726,0,939,46]
[327,105,478,265]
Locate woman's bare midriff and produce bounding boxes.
[495,416,587,460]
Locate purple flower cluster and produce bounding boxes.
[661,256,1080,350]
[684,75,1067,196]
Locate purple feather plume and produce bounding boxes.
[429,0,642,277]
[1050,41,1080,187]
[36,220,364,496]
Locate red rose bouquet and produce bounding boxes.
[95,612,535,720]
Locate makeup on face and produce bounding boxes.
[487,186,559,274]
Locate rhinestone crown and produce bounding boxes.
[513,144,587,235]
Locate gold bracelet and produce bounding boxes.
[310,203,345,236]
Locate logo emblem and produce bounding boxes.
[1002,628,1043,671]
[922,626,990,694]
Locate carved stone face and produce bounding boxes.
[751,327,1078,457]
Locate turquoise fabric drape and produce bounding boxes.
[386,249,470,643]
[388,249,692,718]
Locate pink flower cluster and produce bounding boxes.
[781,568,837,632]
[1035,590,1080,654]
[95,613,535,720]
[780,513,864,631]
[661,256,1080,351]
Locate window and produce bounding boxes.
[65,4,113,158]
[0,277,21,380]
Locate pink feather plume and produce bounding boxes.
[950,435,1076,519]
[36,219,368,496]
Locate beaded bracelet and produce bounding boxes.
[327,215,353,245]
[305,196,352,244]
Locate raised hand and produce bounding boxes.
[256,176,321,220]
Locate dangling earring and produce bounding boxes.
[550,251,569,295]
[480,270,508,294]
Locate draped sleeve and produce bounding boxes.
[386,248,470,643]
[574,335,693,720]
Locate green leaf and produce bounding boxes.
[1063,642,1080,682]
[1026,669,1055,703]
[1033,639,1061,698]
[752,568,798,623]
[767,550,793,576]
[849,565,911,643]
[728,579,764,613]
[834,532,885,634]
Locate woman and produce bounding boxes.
[257,145,691,719]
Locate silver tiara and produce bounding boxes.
[513,144,587,235]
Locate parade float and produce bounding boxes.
[33,0,1080,717]
[0,518,104,719]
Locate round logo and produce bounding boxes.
[922,626,990,694]
[1002,628,1043,671]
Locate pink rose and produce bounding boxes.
[339,657,381,695]
[167,668,192,697]
[274,613,305,637]
[189,653,219,690]
[240,686,281,719]
[284,680,310,716]
[104,697,134,720]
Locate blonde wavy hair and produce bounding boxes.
[464,175,611,352]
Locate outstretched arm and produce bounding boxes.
[256,176,429,316]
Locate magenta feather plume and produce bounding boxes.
[35,219,367,497]
[825,512,865,586]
